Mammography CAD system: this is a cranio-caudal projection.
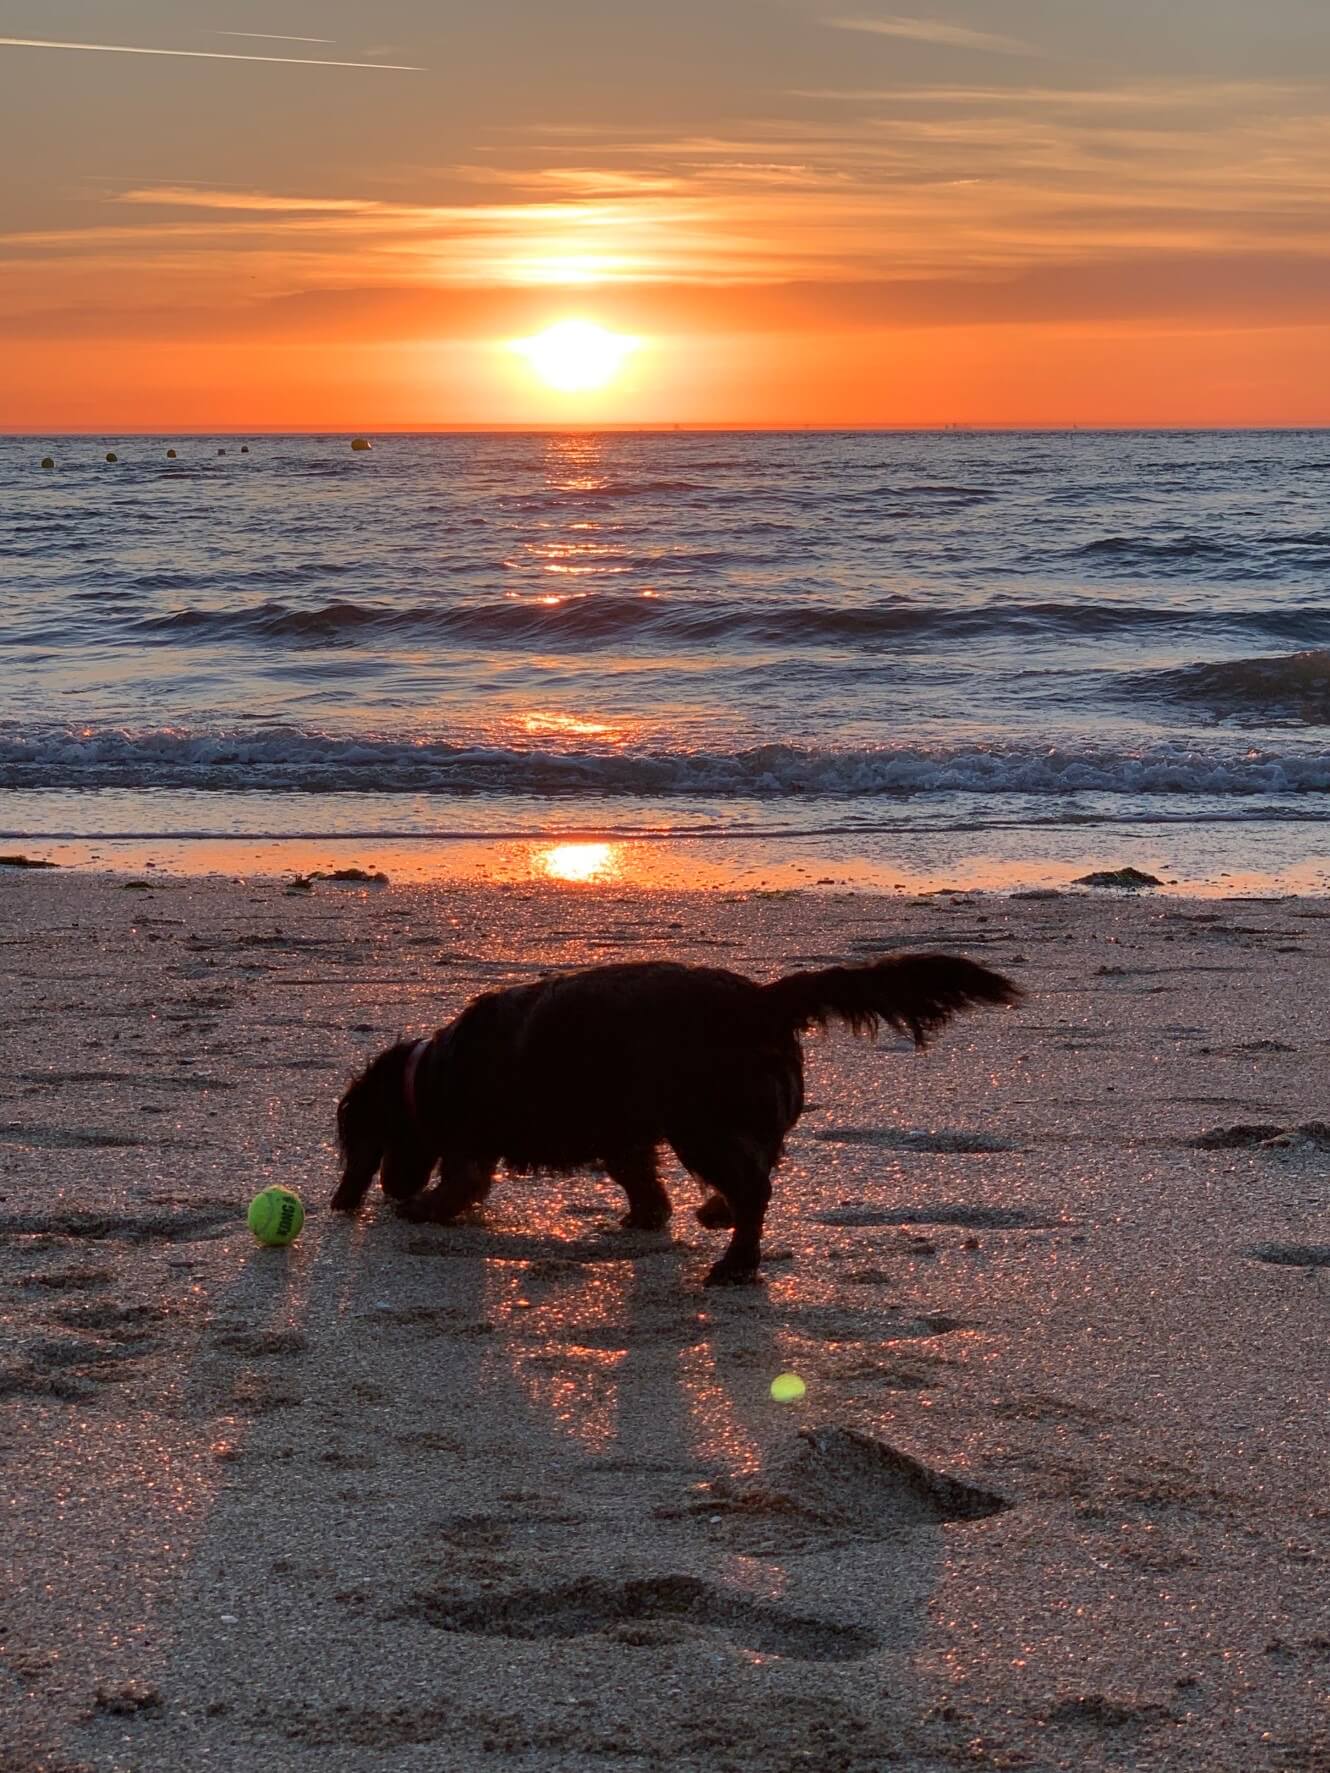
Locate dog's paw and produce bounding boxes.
[328,1188,363,1213]
[695,1194,734,1229]
[703,1260,762,1288]
[394,1195,436,1223]
[620,1208,672,1231]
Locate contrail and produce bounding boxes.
[212,32,339,45]
[0,36,422,70]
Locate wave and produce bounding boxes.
[1065,533,1330,578]
[1137,648,1330,725]
[108,593,1330,653]
[885,482,997,498]
[4,727,1329,798]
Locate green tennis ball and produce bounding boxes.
[770,1372,806,1403]
[247,1186,304,1246]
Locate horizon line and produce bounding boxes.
[8,423,1330,438]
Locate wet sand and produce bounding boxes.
[1,871,1328,1773]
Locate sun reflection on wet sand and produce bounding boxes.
[30,830,1319,899]
[535,841,623,884]
[485,1257,631,1453]
[677,1322,764,1478]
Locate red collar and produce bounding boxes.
[403,1038,430,1123]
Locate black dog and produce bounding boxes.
[333,953,1019,1285]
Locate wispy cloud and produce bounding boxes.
[116,186,370,213]
[793,80,1304,109]
[827,15,1042,56]
[0,36,422,71]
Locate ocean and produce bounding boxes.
[4,428,1330,887]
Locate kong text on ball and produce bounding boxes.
[247,1186,305,1247]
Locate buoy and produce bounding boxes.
[218,447,227,456]
[41,456,54,469]
[105,452,118,463]
[166,449,177,459]
[351,437,372,452]
[241,445,250,454]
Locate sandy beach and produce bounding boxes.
[3,868,1329,1773]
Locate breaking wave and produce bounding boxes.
[4,726,1329,798]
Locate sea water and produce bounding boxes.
[4,429,1329,886]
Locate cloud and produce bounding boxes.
[793,80,1306,110]
[10,252,1330,345]
[0,36,421,71]
[2,73,1327,340]
[115,186,371,213]
[826,14,1042,56]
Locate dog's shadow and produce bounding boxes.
[389,1183,994,1745]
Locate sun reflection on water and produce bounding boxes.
[521,713,618,738]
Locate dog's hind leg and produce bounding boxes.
[670,1133,774,1286]
[694,1191,734,1229]
[607,1147,672,1230]
[396,1157,496,1224]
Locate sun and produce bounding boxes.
[512,321,639,393]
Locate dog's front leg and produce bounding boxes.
[396,1157,496,1224]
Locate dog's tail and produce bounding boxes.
[761,952,1021,1048]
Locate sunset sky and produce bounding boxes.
[4,0,1329,428]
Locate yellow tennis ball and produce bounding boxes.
[770,1372,806,1403]
[247,1186,304,1247]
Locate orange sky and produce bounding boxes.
[3,1,1329,429]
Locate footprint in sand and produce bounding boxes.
[52,1300,178,1340]
[1,1320,150,1402]
[16,1263,114,1291]
[813,1127,1015,1153]
[816,1203,1056,1230]
[0,1124,147,1150]
[780,1302,966,1344]
[275,1705,456,1749]
[1247,1243,1330,1268]
[1187,1124,1284,1149]
[210,1327,308,1357]
[18,1068,236,1093]
[0,1203,235,1242]
[402,1572,878,1663]
[659,1425,1010,1557]
[1190,1122,1330,1152]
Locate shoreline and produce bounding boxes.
[2,869,1328,1770]
[6,829,1330,898]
